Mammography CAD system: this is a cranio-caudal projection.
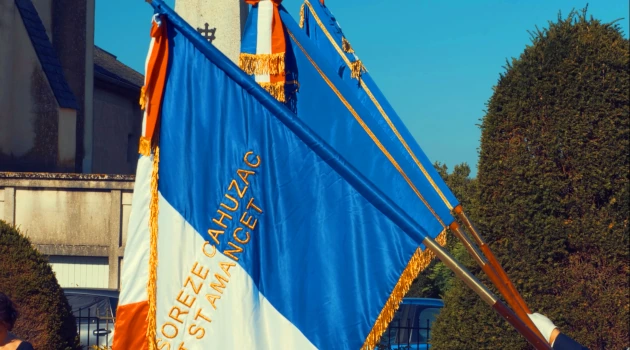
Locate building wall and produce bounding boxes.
[83,0,95,173]
[175,0,248,63]
[0,0,39,157]
[31,0,52,36]
[0,0,78,172]
[0,173,134,290]
[1,0,142,291]
[92,86,142,175]
[52,0,93,173]
[49,256,109,289]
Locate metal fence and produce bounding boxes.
[377,317,432,350]
[73,306,115,349]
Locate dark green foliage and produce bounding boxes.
[407,163,477,299]
[0,220,80,350]
[432,9,629,349]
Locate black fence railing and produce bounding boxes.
[73,306,114,349]
[376,318,432,350]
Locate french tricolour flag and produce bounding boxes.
[113,2,432,349]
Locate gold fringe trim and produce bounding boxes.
[138,136,151,156]
[350,60,366,79]
[299,3,305,28]
[139,86,148,110]
[342,37,354,53]
[239,53,286,76]
[146,146,160,350]
[258,81,286,102]
[361,230,448,350]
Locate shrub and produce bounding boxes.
[431,9,629,349]
[0,220,80,349]
[407,163,478,299]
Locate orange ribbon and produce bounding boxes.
[246,0,285,60]
[245,0,286,89]
[140,17,170,153]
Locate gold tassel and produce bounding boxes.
[350,60,366,79]
[258,81,286,103]
[361,230,448,350]
[299,3,305,29]
[139,85,148,110]
[239,53,286,76]
[138,136,151,156]
[435,229,447,246]
[342,37,354,53]
[146,146,160,350]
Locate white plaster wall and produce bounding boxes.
[15,188,113,246]
[174,0,248,63]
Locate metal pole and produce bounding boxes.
[423,237,552,350]
[449,221,546,343]
[87,308,91,348]
[454,205,534,316]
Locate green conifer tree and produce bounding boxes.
[431,9,629,349]
[0,220,80,349]
[408,163,477,299]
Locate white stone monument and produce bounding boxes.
[175,0,249,63]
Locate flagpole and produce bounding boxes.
[422,237,552,350]
[453,205,535,315]
[448,220,547,344]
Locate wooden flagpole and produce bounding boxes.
[449,220,546,343]
[451,205,544,337]
[453,205,534,315]
[422,237,552,350]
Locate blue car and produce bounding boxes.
[377,298,444,350]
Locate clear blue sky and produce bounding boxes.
[96,0,628,177]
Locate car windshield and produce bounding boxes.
[66,294,117,320]
[409,307,440,343]
[378,301,442,348]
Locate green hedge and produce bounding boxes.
[407,163,477,299]
[0,220,80,349]
[431,9,629,349]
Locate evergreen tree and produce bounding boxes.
[432,9,629,349]
[0,220,80,349]
[408,163,477,299]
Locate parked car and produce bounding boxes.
[377,298,444,350]
[63,288,119,349]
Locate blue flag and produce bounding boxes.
[298,0,460,227]
[240,3,455,253]
[115,2,439,349]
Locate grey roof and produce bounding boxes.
[94,46,144,90]
[15,0,79,109]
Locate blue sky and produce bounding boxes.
[96,0,628,177]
